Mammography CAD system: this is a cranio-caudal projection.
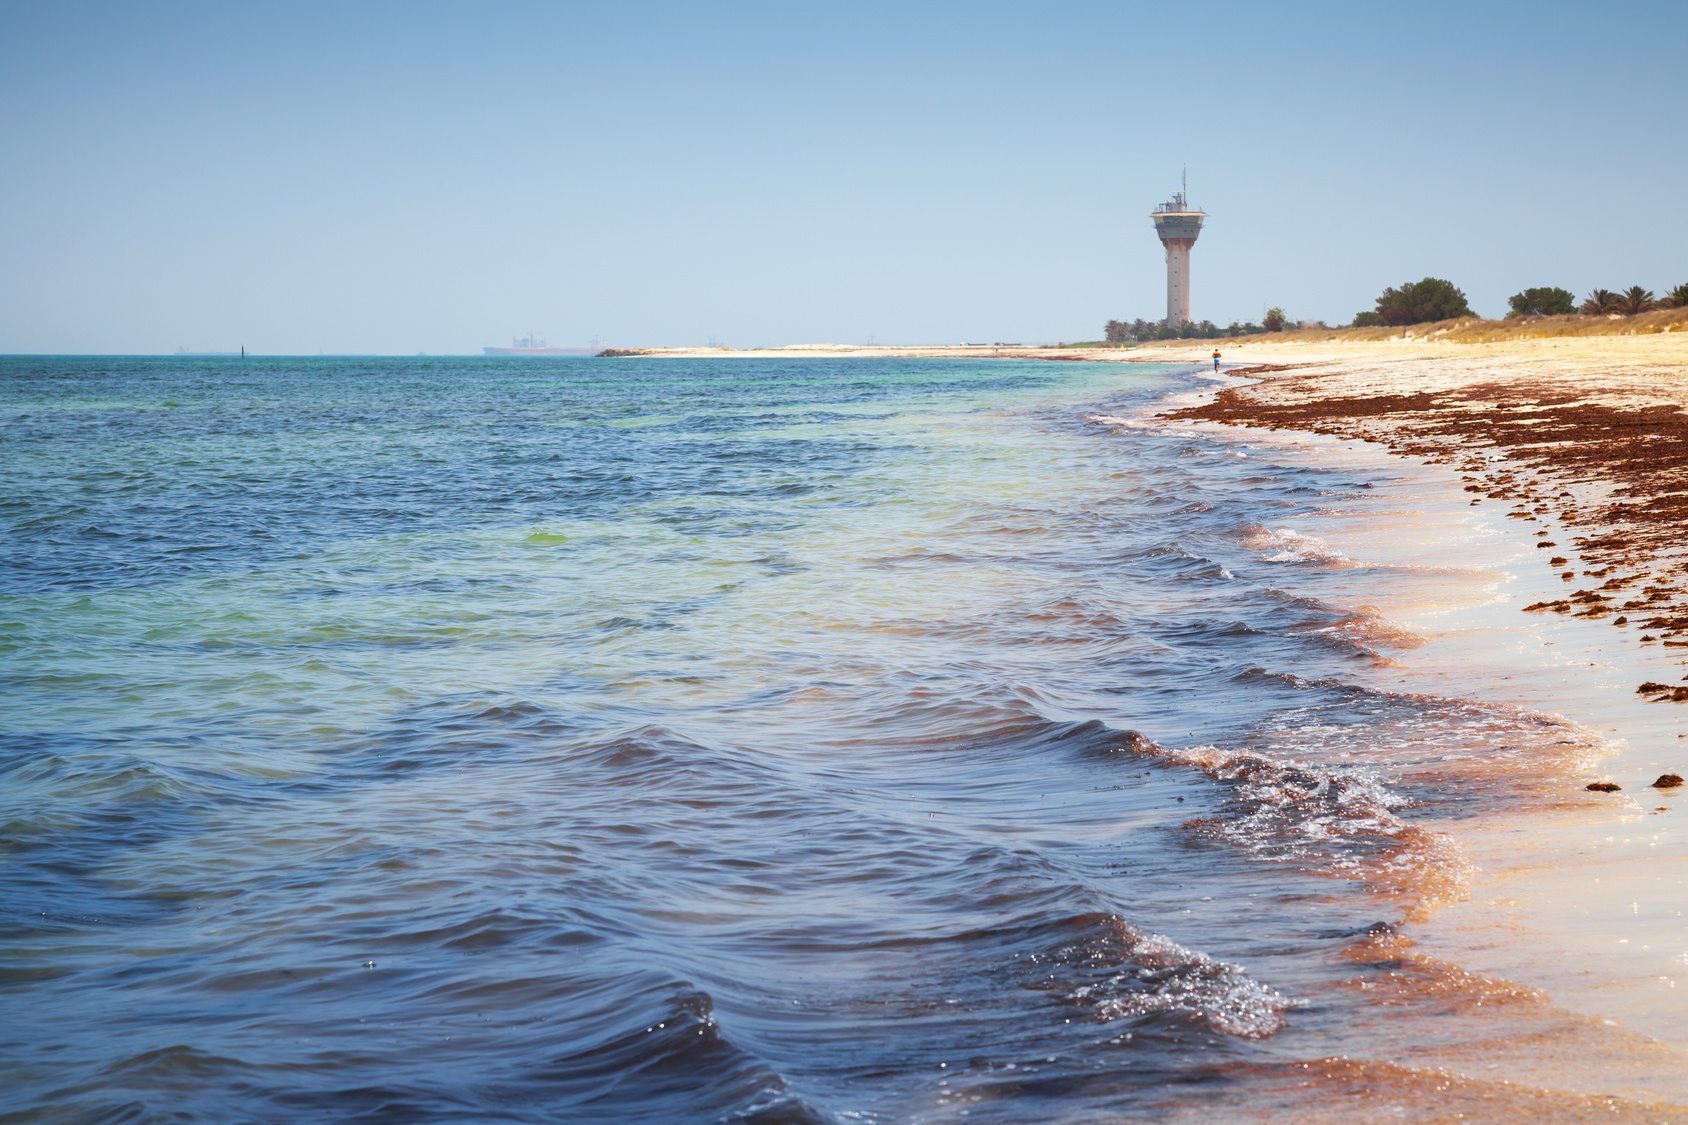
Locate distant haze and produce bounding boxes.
[2,0,1684,354]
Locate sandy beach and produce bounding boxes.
[1170,336,1688,653]
[1091,329,1688,1110]
[1112,331,1688,1107]
[1156,331,1688,1066]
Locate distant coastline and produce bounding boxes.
[596,305,1688,362]
[482,346,599,356]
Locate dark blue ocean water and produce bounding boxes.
[0,356,1601,1122]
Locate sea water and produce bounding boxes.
[0,356,1677,1122]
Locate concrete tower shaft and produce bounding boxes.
[1150,189,1206,325]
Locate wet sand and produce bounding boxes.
[1153,334,1688,641]
[1139,333,1688,1113]
[1146,414,1688,1113]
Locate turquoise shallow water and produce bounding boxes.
[0,356,1610,1122]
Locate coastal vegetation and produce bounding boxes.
[1582,289,1621,314]
[1365,277,1474,326]
[1617,286,1657,315]
[1104,317,1274,342]
[1187,303,1688,346]
[1102,278,1686,349]
[1511,284,1685,318]
[1102,306,1340,343]
[1349,278,1684,329]
[1507,287,1575,317]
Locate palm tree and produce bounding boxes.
[1581,289,1621,315]
[1663,283,1688,309]
[1615,286,1657,316]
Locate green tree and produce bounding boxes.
[1352,311,1383,327]
[1506,287,1575,317]
[1103,319,1130,343]
[1615,286,1657,316]
[1262,307,1289,332]
[1664,283,1688,309]
[1373,278,1474,326]
[1581,289,1620,314]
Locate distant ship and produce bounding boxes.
[483,334,602,356]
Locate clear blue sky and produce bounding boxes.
[2,0,1683,353]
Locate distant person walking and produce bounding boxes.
[1212,350,1221,372]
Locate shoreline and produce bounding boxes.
[642,334,1688,667]
[640,336,1688,1096]
[641,333,1688,691]
[598,308,1688,363]
[1154,334,1688,669]
[1125,339,1688,1101]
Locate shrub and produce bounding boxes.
[1374,278,1474,325]
[1506,287,1575,317]
[1262,307,1289,332]
[1352,311,1383,327]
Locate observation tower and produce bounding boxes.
[1149,177,1206,324]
